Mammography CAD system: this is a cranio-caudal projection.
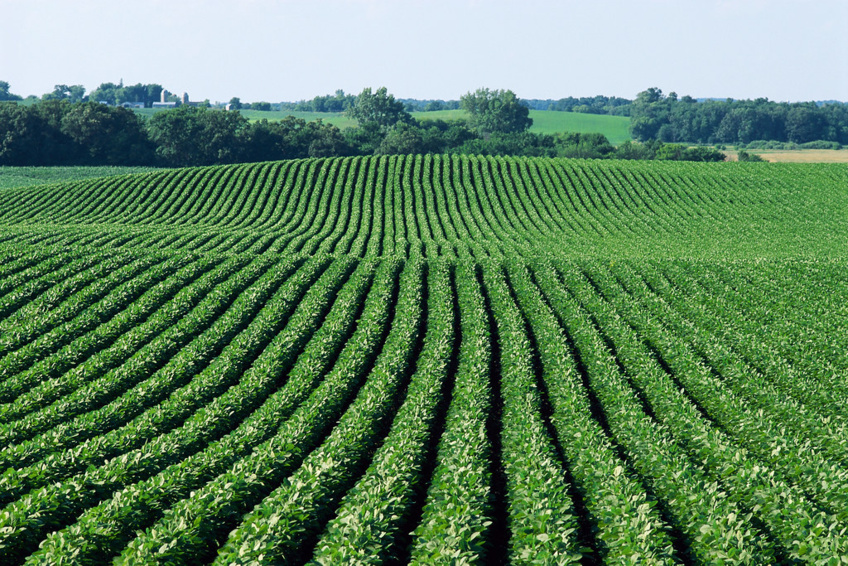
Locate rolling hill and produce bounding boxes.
[0,156,846,564]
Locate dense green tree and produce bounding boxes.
[312,90,354,112]
[0,103,45,164]
[630,88,670,141]
[243,116,348,160]
[343,121,385,155]
[653,143,725,162]
[630,87,848,145]
[376,122,427,155]
[417,119,476,152]
[69,85,88,103]
[555,132,615,159]
[683,146,725,162]
[243,119,294,161]
[89,82,163,107]
[0,100,153,165]
[612,140,658,160]
[30,100,78,162]
[821,103,848,142]
[146,106,249,166]
[88,82,121,104]
[42,85,87,103]
[786,105,827,144]
[0,81,22,101]
[280,90,355,112]
[305,121,349,157]
[60,102,153,164]
[347,87,412,132]
[138,84,164,106]
[454,131,556,157]
[460,88,532,135]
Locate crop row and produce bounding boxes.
[3,156,844,261]
[0,254,846,563]
[0,154,846,563]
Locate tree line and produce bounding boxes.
[276,91,625,115]
[630,88,848,146]
[521,95,632,115]
[0,86,727,167]
[5,79,845,148]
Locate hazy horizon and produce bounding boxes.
[2,0,846,104]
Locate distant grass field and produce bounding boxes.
[414,109,632,145]
[528,111,632,144]
[0,166,160,190]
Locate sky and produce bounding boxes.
[2,0,846,104]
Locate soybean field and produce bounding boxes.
[0,155,847,564]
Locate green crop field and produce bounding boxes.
[0,155,846,564]
[0,166,159,190]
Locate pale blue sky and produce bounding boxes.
[2,0,846,103]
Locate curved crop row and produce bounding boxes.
[1,156,846,563]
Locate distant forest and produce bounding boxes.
[262,89,848,148]
[0,86,727,167]
[0,80,845,167]
[629,88,848,146]
[281,91,632,116]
